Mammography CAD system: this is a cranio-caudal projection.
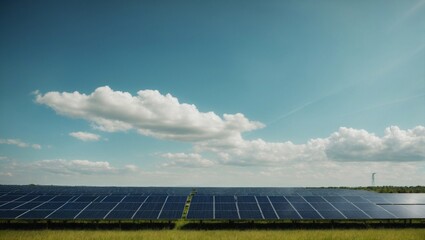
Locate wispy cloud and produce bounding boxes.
[69,131,101,142]
[0,138,41,150]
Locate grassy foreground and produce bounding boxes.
[1,229,424,240]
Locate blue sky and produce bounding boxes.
[0,0,424,186]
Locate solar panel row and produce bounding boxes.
[186,195,425,220]
[0,186,424,221]
[0,194,187,220]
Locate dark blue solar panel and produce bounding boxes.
[339,210,370,219]
[298,211,322,219]
[113,202,142,211]
[237,196,256,203]
[291,203,315,211]
[331,202,359,211]
[0,202,25,210]
[0,195,23,201]
[191,195,213,203]
[74,196,98,202]
[276,210,301,219]
[318,211,345,219]
[363,210,395,219]
[14,202,41,210]
[310,202,337,211]
[0,210,26,219]
[187,210,213,219]
[15,195,39,202]
[238,203,260,211]
[121,196,147,203]
[76,210,108,219]
[268,196,288,203]
[189,203,213,211]
[255,196,270,203]
[18,210,53,219]
[158,210,183,219]
[162,202,185,211]
[33,196,54,202]
[262,210,278,219]
[215,211,239,219]
[50,195,74,202]
[304,196,326,203]
[166,196,187,202]
[258,202,274,212]
[85,202,116,210]
[35,202,64,210]
[146,195,167,202]
[133,210,160,219]
[215,196,235,203]
[343,196,369,203]
[272,202,295,211]
[138,202,164,211]
[102,195,125,202]
[239,211,263,219]
[59,202,90,210]
[286,196,306,203]
[46,210,80,219]
[324,196,348,203]
[105,210,136,219]
[353,203,384,211]
[215,203,236,211]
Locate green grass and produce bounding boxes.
[1,229,424,240]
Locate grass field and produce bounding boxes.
[0,229,424,240]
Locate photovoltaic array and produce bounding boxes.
[0,186,424,220]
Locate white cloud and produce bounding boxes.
[69,131,101,142]
[33,159,115,175]
[0,172,13,177]
[34,86,424,165]
[325,126,425,162]
[0,139,41,150]
[36,86,264,142]
[192,125,425,166]
[161,152,215,168]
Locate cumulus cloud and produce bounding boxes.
[34,86,424,165]
[69,131,101,141]
[161,153,215,168]
[35,86,264,141]
[191,126,425,166]
[0,139,42,150]
[325,126,425,162]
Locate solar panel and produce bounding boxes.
[47,210,80,219]
[215,210,239,219]
[187,210,213,219]
[0,186,423,221]
[76,210,109,219]
[18,210,53,219]
[297,211,323,219]
[105,210,135,219]
[317,211,345,219]
[133,210,160,219]
[239,211,263,219]
[276,210,301,219]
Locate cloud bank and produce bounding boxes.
[35,86,425,168]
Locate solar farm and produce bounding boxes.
[1,185,424,223]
